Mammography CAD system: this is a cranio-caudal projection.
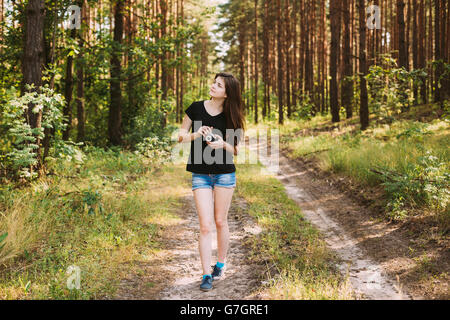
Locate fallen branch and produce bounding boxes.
[301,148,331,157]
[369,166,449,186]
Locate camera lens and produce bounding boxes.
[205,133,215,142]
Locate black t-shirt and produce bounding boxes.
[184,100,236,174]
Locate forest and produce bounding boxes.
[0,0,448,301]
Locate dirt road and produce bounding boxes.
[248,136,417,299]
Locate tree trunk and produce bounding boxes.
[76,0,86,142]
[419,0,427,103]
[109,0,124,146]
[62,28,77,141]
[412,0,419,104]
[358,0,369,130]
[397,0,408,69]
[330,0,341,123]
[254,0,259,124]
[180,0,184,120]
[434,0,442,103]
[341,0,353,119]
[277,0,283,124]
[22,0,45,175]
[284,0,291,119]
[262,0,269,119]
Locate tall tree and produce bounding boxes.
[276,0,283,124]
[284,0,291,118]
[109,0,124,145]
[62,26,77,141]
[397,0,408,69]
[262,0,269,120]
[160,0,168,101]
[254,0,259,123]
[418,0,427,103]
[341,0,353,119]
[358,0,369,130]
[412,0,419,103]
[304,0,313,101]
[434,0,442,103]
[329,0,341,122]
[22,0,45,173]
[76,0,86,142]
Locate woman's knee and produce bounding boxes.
[199,223,213,236]
[215,218,228,230]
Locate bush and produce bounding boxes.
[134,134,173,165]
[292,93,314,120]
[380,150,449,220]
[1,85,67,179]
[366,54,427,119]
[122,96,173,147]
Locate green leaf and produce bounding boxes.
[0,232,8,250]
[25,281,31,292]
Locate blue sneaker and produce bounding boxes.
[200,275,213,291]
[211,264,224,281]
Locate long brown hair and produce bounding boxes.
[214,72,246,146]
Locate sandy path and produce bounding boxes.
[156,193,264,300]
[248,136,416,300]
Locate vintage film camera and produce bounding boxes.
[205,132,217,142]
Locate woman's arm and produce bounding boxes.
[178,115,201,143]
[223,134,240,156]
[222,141,236,155]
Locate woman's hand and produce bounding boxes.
[196,126,213,139]
[206,133,225,150]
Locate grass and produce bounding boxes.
[0,147,186,299]
[235,162,353,299]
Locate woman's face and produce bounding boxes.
[209,77,227,99]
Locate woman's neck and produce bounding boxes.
[208,97,224,112]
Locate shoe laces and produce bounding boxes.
[212,265,222,274]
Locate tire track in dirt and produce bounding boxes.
[249,137,417,300]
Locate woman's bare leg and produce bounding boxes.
[193,188,214,275]
[213,186,235,264]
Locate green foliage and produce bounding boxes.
[1,85,66,179]
[442,100,450,120]
[430,60,450,90]
[50,140,86,164]
[366,64,385,113]
[1,81,86,180]
[366,54,427,120]
[379,151,449,221]
[292,93,314,120]
[134,135,173,165]
[395,122,431,141]
[82,189,103,216]
[0,0,204,151]
[122,96,171,147]
[0,232,7,251]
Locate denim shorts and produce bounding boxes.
[192,172,236,191]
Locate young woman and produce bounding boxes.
[177,72,246,291]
